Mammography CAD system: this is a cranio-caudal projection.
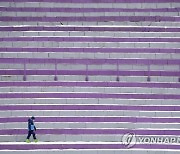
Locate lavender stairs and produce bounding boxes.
[0,0,180,154]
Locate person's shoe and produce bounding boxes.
[26,139,30,143]
[34,139,38,143]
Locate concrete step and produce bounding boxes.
[0,92,180,99]
[0,81,179,88]
[0,150,177,154]
[0,48,179,53]
[1,26,180,33]
[0,98,179,105]
[2,32,180,38]
[3,37,180,42]
[0,134,180,142]
[1,21,180,27]
[0,122,179,129]
[1,52,180,59]
[0,116,179,123]
[0,141,179,151]
[1,75,178,82]
[0,149,178,154]
[0,110,179,117]
[0,15,180,24]
[1,11,179,17]
[0,86,179,94]
[0,128,180,136]
[1,7,179,14]
[1,2,179,9]
[1,16,179,23]
[1,42,180,48]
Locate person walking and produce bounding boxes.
[26,116,38,143]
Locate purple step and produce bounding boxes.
[1,7,180,12]
[1,37,180,42]
[0,26,180,32]
[0,129,180,135]
[0,0,179,3]
[0,81,179,88]
[0,16,179,22]
[0,104,179,111]
[0,48,179,53]
[0,116,179,123]
[0,70,179,77]
[0,92,180,99]
[0,58,179,65]
[0,143,180,150]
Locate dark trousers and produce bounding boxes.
[27,130,37,140]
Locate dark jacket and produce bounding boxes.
[28,118,36,131]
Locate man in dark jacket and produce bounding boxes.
[26,116,38,143]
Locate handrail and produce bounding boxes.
[0,58,179,82]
